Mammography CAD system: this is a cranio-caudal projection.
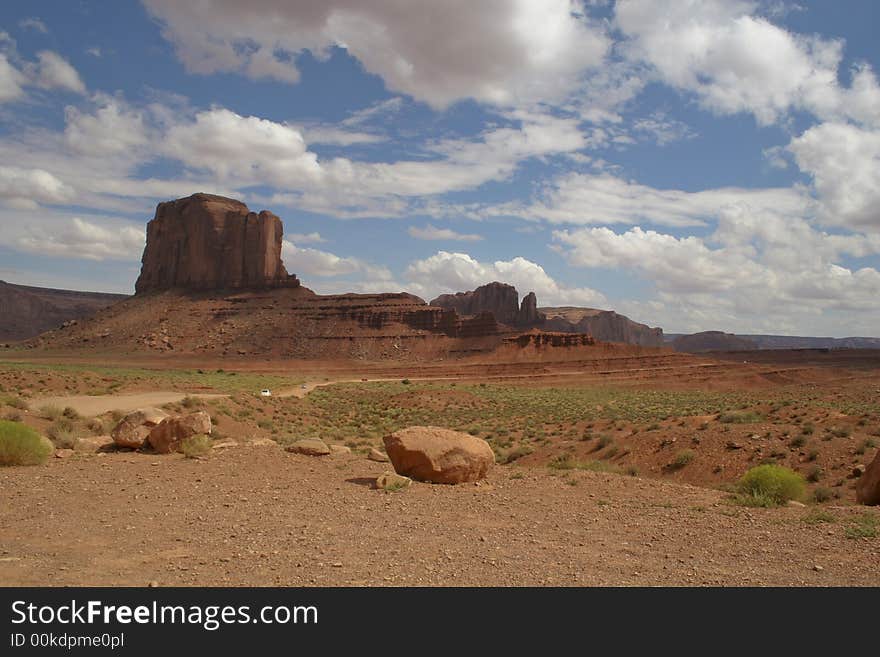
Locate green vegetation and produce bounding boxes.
[669,449,696,470]
[46,418,79,449]
[735,464,806,507]
[802,509,835,524]
[719,411,763,424]
[845,513,878,540]
[180,434,212,459]
[0,420,52,466]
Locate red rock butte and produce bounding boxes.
[135,193,300,293]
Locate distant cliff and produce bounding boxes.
[0,280,128,341]
[430,282,544,327]
[671,331,758,353]
[540,307,664,348]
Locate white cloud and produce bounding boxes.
[499,172,810,228]
[0,166,73,208]
[286,231,326,244]
[64,95,149,156]
[86,47,102,58]
[408,224,483,242]
[31,50,86,94]
[788,122,880,231]
[143,0,610,108]
[281,240,392,280]
[19,18,48,34]
[0,54,25,102]
[0,209,145,261]
[615,0,879,127]
[403,250,606,307]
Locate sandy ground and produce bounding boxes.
[1,445,877,587]
[30,392,228,416]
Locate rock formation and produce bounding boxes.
[856,449,880,506]
[672,331,758,353]
[0,280,127,342]
[135,193,300,293]
[541,307,664,347]
[430,282,544,327]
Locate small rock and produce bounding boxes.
[787,500,807,508]
[851,464,866,478]
[376,472,411,490]
[725,441,744,450]
[148,581,159,587]
[286,438,330,456]
[329,444,352,456]
[813,565,824,572]
[367,447,389,462]
[54,448,74,459]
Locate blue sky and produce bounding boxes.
[0,1,878,337]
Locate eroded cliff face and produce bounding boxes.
[135,193,300,293]
[541,307,664,348]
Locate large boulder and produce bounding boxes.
[286,438,330,456]
[856,449,880,506]
[383,426,494,484]
[135,193,300,293]
[147,411,212,454]
[111,407,169,449]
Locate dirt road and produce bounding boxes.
[31,392,227,416]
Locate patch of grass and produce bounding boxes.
[802,509,835,524]
[719,410,763,424]
[180,434,212,459]
[0,420,52,466]
[734,464,806,507]
[801,423,814,435]
[180,396,202,409]
[811,486,833,503]
[669,449,696,470]
[845,513,878,540]
[38,404,63,421]
[806,465,823,483]
[3,396,29,410]
[46,418,79,449]
[62,406,80,420]
[789,435,806,448]
[86,418,106,434]
[503,445,533,464]
[548,455,620,473]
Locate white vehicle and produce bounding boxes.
[260,389,272,397]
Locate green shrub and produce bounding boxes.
[46,419,79,449]
[719,411,763,424]
[669,449,695,470]
[736,464,806,507]
[180,434,212,459]
[811,486,833,503]
[0,420,52,466]
[845,513,878,540]
[38,404,63,420]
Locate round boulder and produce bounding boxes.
[111,407,169,449]
[383,426,494,484]
[856,449,880,506]
[147,411,212,454]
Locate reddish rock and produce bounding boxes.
[147,411,212,454]
[383,426,494,484]
[111,408,169,449]
[135,193,300,293]
[856,450,880,506]
[541,307,664,347]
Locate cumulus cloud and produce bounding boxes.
[143,0,609,108]
[615,0,879,127]
[31,50,86,94]
[286,231,326,244]
[0,166,74,208]
[64,96,149,156]
[0,210,145,261]
[0,54,26,102]
[281,240,392,280]
[407,224,482,242]
[403,250,606,307]
[19,18,49,34]
[788,122,880,231]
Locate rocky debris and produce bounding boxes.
[329,444,352,456]
[504,332,595,349]
[286,438,331,456]
[112,408,169,449]
[147,411,212,454]
[383,426,494,484]
[135,193,301,294]
[367,447,389,462]
[431,282,543,327]
[855,450,880,505]
[376,472,411,490]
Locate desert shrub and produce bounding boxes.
[801,423,814,435]
[87,418,106,434]
[802,509,835,524]
[719,411,762,424]
[38,404,63,420]
[811,486,833,503]
[401,379,411,385]
[5,397,29,410]
[736,464,805,507]
[180,434,212,459]
[829,427,850,438]
[180,396,202,409]
[597,434,613,449]
[0,420,52,466]
[504,445,533,463]
[669,449,696,470]
[806,465,823,483]
[62,406,80,420]
[789,436,806,448]
[46,419,79,449]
